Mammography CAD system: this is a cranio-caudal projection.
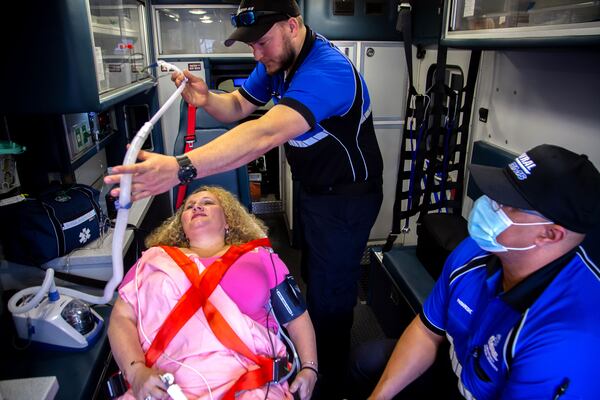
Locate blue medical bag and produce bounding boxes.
[0,184,107,266]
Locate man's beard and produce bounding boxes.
[266,39,296,76]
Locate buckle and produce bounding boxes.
[272,357,291,383]
[399,2,412,11]
[105,371,127,398]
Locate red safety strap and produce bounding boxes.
[175,103,197,210]
[144,238,274,399]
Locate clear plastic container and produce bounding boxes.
[0,141,25,196]
[528,1,600,26]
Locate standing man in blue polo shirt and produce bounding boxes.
[369,144,600,399]
[105,0,383,396]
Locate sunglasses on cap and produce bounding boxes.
[230,10,288,27]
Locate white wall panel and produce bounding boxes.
[471,50,600,167]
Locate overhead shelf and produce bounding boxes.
[442,0,600,48]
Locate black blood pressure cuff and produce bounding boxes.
[270,275,307,325]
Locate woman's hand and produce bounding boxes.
[103,149,180,201]
[172,69,210,108]
[289,367,318,400]
[129,365,169,400]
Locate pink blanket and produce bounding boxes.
[118,247,293,399]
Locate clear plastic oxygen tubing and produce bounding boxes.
[9,61,187,313]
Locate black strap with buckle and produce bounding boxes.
[105,371,127,399]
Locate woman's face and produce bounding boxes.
[181,191,228,241]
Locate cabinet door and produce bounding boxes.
[443,0,600,45]
[332,41,359,66]
[89,0,151,98]
[0,1,153,114]
[1,1,98,113]
[360,42,408,124]
[153,5,251,56]
[359,43,408,240]
[304,0,402,41]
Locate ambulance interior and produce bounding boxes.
[0,0,598,398]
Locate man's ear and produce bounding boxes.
[536,225,566,246]
[288,16,299,35]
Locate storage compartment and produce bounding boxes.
[0,0,152,114]
[528,1,600,25]
[152,5,250,55]
[0,141,25,199]
[303,0,403,41]
[443,0,600,45]
[89,0,151,96]
[368,248,433,338]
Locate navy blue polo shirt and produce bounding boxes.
[421,237,600,399]
[239,27,383,187]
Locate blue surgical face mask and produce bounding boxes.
[468,195,553,252]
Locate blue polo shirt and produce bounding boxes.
[239,27,383,187]
[421,237,600,399]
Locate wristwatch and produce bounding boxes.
[175,154,197,184]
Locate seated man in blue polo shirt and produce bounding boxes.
[369,144,600,399]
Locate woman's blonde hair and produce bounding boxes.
[144,186,267,248]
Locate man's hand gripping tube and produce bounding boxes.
[108,61,188,304]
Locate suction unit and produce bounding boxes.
[8,269,104,349]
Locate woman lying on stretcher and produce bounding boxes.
[108,186,318,400]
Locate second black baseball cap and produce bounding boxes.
[469,144,600,233]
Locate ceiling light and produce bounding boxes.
[189,9,207,15]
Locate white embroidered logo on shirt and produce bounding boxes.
[456,298,473,314]
[484,334,502,371]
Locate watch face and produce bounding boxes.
[178,165,197,184]
[176,155,197,184]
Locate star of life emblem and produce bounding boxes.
[79,227,91,244]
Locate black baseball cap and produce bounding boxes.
[224,0,300,47]
[469,144,600,233]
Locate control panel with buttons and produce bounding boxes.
[63,113,94,161]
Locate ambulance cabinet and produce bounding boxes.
[442,0,600,47]
[152,4,251,56]
[303,0,443,43]
[0,0,153,114]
